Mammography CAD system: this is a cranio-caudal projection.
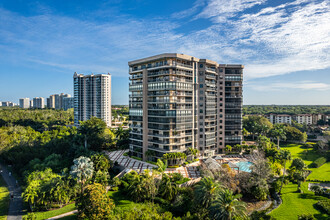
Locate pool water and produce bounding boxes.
[236,161,253,172]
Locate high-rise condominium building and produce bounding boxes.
[47,93,71,109]
[128,53,243,161]
[19,98,30,108]
[73,72,112,127]
[63,97,74,110]
[32,97,45,109]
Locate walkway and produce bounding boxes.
[47,210,78,219]
[0,162,24,220]
[105,150,201,179]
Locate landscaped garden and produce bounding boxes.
[0,176,9,220]
[269,143,330,219]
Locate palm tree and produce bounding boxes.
[70,156,94,194]
[194,177,222,209]
[188,147,199,160]
[271,124,286,149]
[155,159,167,175]
[278,149,291,194]
[209,188,247,220]
[159,174,177,201]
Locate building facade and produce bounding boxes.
[19,98,30,108]
[267,114,292,124]
[63,97,74,110]
[73,73,112,127]
[32,97,45,109]
[128,53,243,161]
[47,93,71,109]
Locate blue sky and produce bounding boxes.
[0,0,329,105]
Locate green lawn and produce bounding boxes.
[0,176,9,220]
[281,143,320,167]
[25,191,140,220]
[269,143,330,219]
[108,190,144,211]
[269,182,328,219]
[27,203,76,220]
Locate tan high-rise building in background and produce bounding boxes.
[128,53,243,161]
[73,72,112,127]
[19,98,30,108]
[32,97,45,109]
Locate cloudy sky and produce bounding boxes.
[0,0,329,104]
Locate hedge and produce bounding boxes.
[310,157,327,168]
[315,200,330,214]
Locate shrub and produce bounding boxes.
[315,200,330,214]
[168,165,180,168]
[123,152,128,156]
[298,214,315,220]
[131,156,142,161]
[310,185,323,196]
[310,157,327,168]
[23,213,37,220]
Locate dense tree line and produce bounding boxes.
[243,105,330,115]
[0,108,74,131]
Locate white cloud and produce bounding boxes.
[0,0,329,80]
[248,81,330,91]
[196,0,267,22]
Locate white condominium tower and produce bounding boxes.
[73,72,112,127]
[19,98,30,108]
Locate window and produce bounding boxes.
[200,84,203,88]
[200,64,204,68]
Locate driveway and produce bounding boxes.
[0,162,24,220]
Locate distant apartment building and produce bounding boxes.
[267,114,292,124]
[128,53,243,161]
[1,101,17,107]
[19,98,30,108]
[32,97,45,109]
[63,97,74,110]
[73,72,112,127]
[293,114,313,125]
[47,93,71,109]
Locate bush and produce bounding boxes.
[298,214,315,220]
[131,156,142,161]
[23,213,37,220]
[168,165,180,168]
[123,152,128,156]
[315,199,330,214]
[310,157,327,168]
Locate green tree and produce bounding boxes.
[209,188,247,220]
[159,174,177,201]
[243,116,272,140]
[270,124,286,149]
[70,156,94,194]
[278,149,291,194]
[77,183,115,219]
[194,177,222,209]
[78,117,107,150]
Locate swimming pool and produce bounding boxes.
[236,161,253,172]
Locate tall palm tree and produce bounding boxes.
[194,177,222,209]
[159,174,177,201]
[271,124,286,149]
[155,159,167,176]
[70,156,94,194]
[209,188,247,220]
[279,149,291,194]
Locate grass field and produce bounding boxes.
[269,143,330,219]
[27,190,141,220]
[27,203,76,220]
[269,182,328,219]
[0,176,9,220]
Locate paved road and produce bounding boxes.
[0,162,23,220]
